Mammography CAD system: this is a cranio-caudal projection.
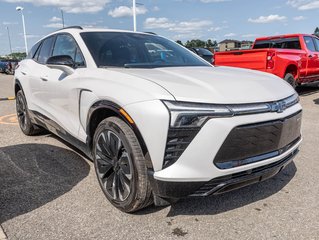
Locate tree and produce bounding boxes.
[314,27,319,37]
[185,39,206,48]
[7,52,26,60]
[176,40,184,46]
[206,39,217,48]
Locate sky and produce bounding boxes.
[0,0,319,55]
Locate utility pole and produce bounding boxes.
[6,26,13,54]
[133,0,136,32]
[61,9,65,28]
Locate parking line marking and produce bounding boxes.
[0,97,15,101]
[0,114,18,125]
[0,225,7,240]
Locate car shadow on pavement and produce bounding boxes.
[297,84,319,96]
[0,144,89,224]
[313,98,319,105]
[166,162,297,217]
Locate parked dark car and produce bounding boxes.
[0,59,19,75]
[189,47,214,64]
[0,60,8,73]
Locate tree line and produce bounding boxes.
[176,39,218,48]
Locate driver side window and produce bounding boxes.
[52,34,85,67]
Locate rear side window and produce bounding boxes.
[304,36,316,52]
[313,37,319,51]
[253,38,301,50]
[37,36,55,64]
[52,34,85,67]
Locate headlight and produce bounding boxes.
[162,93,299,128]
[163,101,233,128]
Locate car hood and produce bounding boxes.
[110,66,296,104]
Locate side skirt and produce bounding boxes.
[28,110,93,159]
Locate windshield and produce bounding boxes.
[80,32,210,68]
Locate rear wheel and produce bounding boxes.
[93,117,153,213]
[284,73,297,89]
[16,90,42,136]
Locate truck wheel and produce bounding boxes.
[284,73,297,89]
[93,117,153,213]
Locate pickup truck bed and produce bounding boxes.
[214,34,319,88]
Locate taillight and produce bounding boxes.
[266,51,275,69]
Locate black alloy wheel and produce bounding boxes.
[93,117,152,212]
[95,129,133,201]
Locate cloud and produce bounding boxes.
[4,0,111,13]
[200,0,230,2]
[153,6,160,11]
[50,16,62,22]
[293,15,306,20]
[144,18,176,29]
[144,17,212,33]
[224,33,236,37]
[2,21,18,25]
[248,15,287,23]
[43,23,64,28]
[241,33,258,38]
[287,0,319,10]
[108,5,147,18]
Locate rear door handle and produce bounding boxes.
[21,71,27,75]
[40,76,49,81]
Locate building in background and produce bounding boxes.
[241,40,254,49]
[218,40,254,51]
[218,39,241,51]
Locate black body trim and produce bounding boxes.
[149,148,298,199]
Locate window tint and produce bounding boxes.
[52,34,85,67]
[304,36,316,52]
[27,41,41,59]
[81,32,209,68]
[253,38,301,50]
[37,36,55,64]
[313,37,319,51]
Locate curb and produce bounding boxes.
[0,225,7,240]
[0,97,15,101]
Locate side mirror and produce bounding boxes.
[46,55,75,75]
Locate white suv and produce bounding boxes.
[15,27,302,212]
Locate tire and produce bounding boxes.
[284,73,297,89]
[16,90,42,136]
[93,117,153,213]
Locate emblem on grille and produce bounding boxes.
[269,101,287,113]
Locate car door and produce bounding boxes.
[41,33,86,138]
[24,36,55,113]
[303,36,319,80]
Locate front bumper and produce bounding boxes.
[150,147,298,199]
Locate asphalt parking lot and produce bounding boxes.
[0,73,319,240]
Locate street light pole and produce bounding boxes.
[61,9,65,28]
[6,26,13,54]
[16,6,28,54]
[133,0,136,32]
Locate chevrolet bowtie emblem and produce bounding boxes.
[270,101,287,113]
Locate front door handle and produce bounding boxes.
[21,71,27,75]
[40,76,49,81]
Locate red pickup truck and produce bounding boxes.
[214,34,319,88]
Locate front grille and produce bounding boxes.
[214,111,302,169]
[163,128,200,169]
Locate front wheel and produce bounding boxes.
[284,73,297,89]
[93,117,153,213]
